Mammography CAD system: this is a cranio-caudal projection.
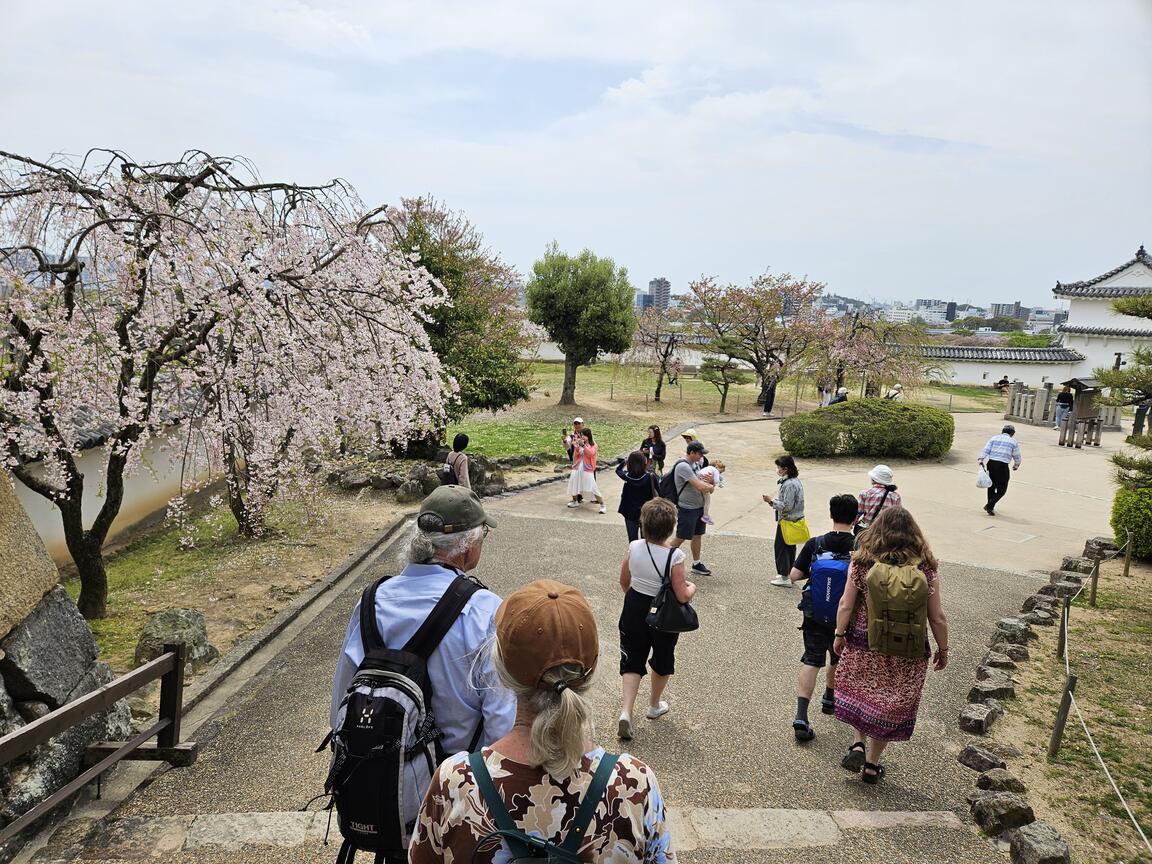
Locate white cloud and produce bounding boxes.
[1,0,1149,305]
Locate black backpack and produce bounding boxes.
[321,573,482,864]
[467,751,620,862]
[436,453,459,486]
[657,459,691,503]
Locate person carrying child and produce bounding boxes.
[697,460,725,526]
[786,494,858,742]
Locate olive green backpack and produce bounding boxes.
[865,560,930,658]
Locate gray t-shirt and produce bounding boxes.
[674,459,705,509]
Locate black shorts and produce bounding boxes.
[800,619,840,668]
[675,506,706,540]
[619,589,680,677]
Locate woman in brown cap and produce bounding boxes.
[409,580,676,863]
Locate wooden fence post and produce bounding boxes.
[157,642,187,748]
[1047,674,1078,758]
[1089,559,1100,608]
[1124,530,1133,580]
[1056,596,1071,659]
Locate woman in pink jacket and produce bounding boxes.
[567,428,606,514]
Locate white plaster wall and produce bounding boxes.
[1065,296,1150,329]
[936,360,1082,387]
[8,437,203,564]
[1061,331,1151,377]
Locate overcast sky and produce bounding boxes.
[3,1,1150,307]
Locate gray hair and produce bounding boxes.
[406,525,484,565]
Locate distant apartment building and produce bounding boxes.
[990,301,1026,320]
[945,301,958,321]
[648,277,671,311]
[635,291,654,310]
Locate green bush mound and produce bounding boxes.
[779,399,955,459]
[1112,487,1152,561]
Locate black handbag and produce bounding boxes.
[644,544,699,633]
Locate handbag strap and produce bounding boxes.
[862,487,891,524]
[644,543,674,586]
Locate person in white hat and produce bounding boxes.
[883,384,905,401]
[562,418,586,502]
[855,465,901,536]
[829,387,849,406]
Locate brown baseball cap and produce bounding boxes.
[495,580,598,690]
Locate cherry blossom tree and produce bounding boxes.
[815,310,940,394]
[1,149,448,617]
[631,308,689,402]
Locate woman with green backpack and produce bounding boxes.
[409,579,676,863]
[830,506,950,784]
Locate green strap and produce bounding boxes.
[561,753,619,853]
[467,752,535,860]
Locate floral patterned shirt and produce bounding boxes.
[409,747,676,863]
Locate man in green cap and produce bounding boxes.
[329,485,515,813]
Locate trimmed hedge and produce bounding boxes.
[1112,487,1152,561]
[779,399,955,459]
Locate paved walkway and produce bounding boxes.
[26,412,1114,863]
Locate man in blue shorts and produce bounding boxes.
[668,441,714,576]
[787,493,858,741]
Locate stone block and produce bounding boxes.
[983,651,1017,671]
[976,666,1014,684]
[419,472,441,495]
[1020,594,1055,613]
[958,704,998,735]
[984,699,1005,718]
[1001,644,1030,662]
[1020,609,1055,627]
[977,768,1027,793]
[0,587,98,708]
[971,793,1035,836]
[1009,821,1070,864]
[367,473,401,491]
[969,680,1016,703]
[0,473,60,643]
[996,618,1038,642]
[1059,556,1095,575]
[133,609,219,673]
[0,672,24,738]
[396,480,424,504]
[1082,536,1118,561]
[337,470,371,491]
[1037,581,1080,600]
[1048,570,1083,585]
[958,744,1006,772]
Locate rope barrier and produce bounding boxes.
[1049,535,1150,854]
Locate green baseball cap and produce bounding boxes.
[417,485,497,535]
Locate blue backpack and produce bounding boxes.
[804,537,851,625]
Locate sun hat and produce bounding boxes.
[495,580,598,690]
[681,428,698,439]
[416,485,497,535]
[893,384,903,391]
[869,464,894,485]
[837,387,849,395]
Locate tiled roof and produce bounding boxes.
[922,345,1084,363]
[1058,324,1152,338]
[1053,246,1152,298]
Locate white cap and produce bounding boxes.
[837,387,849,394]
[893,384,902,390]
[869,464,894,485]
[573,417,584,424]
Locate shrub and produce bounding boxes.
[779,399,955,459]
[1111,487,1152,560]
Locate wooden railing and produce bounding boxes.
[0,642,198,845]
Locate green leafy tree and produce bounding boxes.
[699,351,752,413]
[1003,332,1055,348]
[526,243,635,405]
[387,197,534,421]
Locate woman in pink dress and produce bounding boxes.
[831,506,950,784]
[566,428,606,514]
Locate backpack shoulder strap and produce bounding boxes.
[358,576,389,654]
[560,753,620,853]
[467,752,536,859]
[403,574,481,659]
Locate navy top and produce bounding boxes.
[616,463,657,521]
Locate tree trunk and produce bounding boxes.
[654,371,664,403]
[58,500,107,619]
[559,354,579,406]
[719,382,730,414]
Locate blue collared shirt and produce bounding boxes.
[329,562,516,752]
[980,433,1022,467]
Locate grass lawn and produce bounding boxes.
[991,558,1152,863]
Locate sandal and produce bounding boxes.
[840,742,866,772]
[861,762,886,784]
[820,695,835,715]
[792,721,815,742]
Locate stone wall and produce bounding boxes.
[0,474,132,863]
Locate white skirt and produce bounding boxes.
[567,468,602,498]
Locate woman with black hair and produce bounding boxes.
[445,432,471,488]
[616,451,658,542]
[646,425,666,473]
[763,454,805,587]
